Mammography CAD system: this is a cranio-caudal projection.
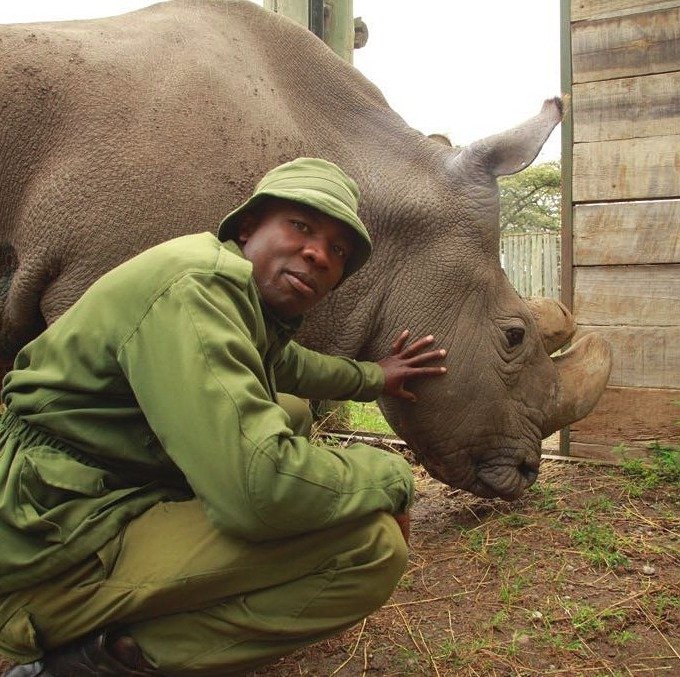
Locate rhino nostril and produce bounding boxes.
[518,461,538,485]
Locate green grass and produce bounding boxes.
[499,575,528,606]
[347,401,393,434]
[609,629,638,645]
[651,592,680,619]
[618,443,680,493]
[570,604,626,634]
[571,522,629,568]
[528,482,558,510]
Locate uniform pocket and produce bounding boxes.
[22,446,109,504]
[15,446,113,542]
[0,607,41,663]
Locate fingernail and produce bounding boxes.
[427,335,434,340]
[441,367,447,373]
[440,349,446,355]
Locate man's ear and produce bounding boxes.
[237,214,257,244]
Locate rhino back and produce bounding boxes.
[0,0,411,354]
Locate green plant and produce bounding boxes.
[617,443,680,492]
[571,605,625,635]
[489,536,510,562]
[609,629,638,645]
[528,482,558,510]
[346,401,393,434]
[583,495,615,515]
[434,638,466,668]
[499,576,527,605]
[434,637,489,668]
[394,645,427,674]
[571,604,605,634]
[464,529,485,553]
[500,513,530,528]
[543,632,584,653]
[571,523,629,568]
[488,609,509,630]
[651,592,680,620]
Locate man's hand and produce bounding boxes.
[378,329,447,402]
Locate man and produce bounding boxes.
[0,158,446,676]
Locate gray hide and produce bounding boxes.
[0,0,611,499]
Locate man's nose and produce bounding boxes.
[302,237,331,268]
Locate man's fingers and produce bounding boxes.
[399,334,436,358]
[405,348,447,365]
[392,329,410,354]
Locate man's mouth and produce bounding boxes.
[284,270,318,296]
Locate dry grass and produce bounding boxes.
[255,454,680,676]
[2,453,678,677]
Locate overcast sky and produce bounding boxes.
[0,0,561,161]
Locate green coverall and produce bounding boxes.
[0,234,414,675]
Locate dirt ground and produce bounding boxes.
[253,451,680,677]
[1,450,678,677]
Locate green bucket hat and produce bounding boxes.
[217,157,372,280]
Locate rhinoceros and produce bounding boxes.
[0,0,611,500]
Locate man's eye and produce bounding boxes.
[291,220,308,232]
[332,244,347,258]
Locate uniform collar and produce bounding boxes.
[222,239,302,340]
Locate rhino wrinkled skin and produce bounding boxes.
[0,0,611,499]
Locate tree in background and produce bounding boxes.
[499,161,561,233]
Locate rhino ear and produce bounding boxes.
[428,133,453,147]
[462,98,563,178]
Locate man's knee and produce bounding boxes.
[353,512,409,613]
[278,394,313,438]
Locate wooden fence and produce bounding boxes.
[500,232,561,299]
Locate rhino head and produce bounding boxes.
[301,99,611,500]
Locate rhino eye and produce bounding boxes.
[505,327,525,347]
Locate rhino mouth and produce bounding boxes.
[474,455,539,500]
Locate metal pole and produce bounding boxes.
[262,0,308,30]
[263,0,357,63]
[309,0,324,40]
[322,0,354,63]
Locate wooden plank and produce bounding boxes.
[573,264,680,325]
[522,238,528,295]
[502,234,561,298]
[572,0,680,22]
[573,200,680,265]
[531,234,542,296]
[572,136,680,202]
[568,442,656,461]
[572,6,680,83]
[569,385,680,446]
[576,325,680,388]
[573,72,680,142]
[561,0,575,458]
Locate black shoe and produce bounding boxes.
[2,662,54,677]
[43,632,158,676]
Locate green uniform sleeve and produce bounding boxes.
[273,341,384,402]
[117,273,413,542]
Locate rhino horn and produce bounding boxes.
[525,297,577,355]
[542,333,612,436]
[459,97,563,178]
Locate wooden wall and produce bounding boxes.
[563,0,680,458]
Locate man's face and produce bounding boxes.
[238,199,356,319]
